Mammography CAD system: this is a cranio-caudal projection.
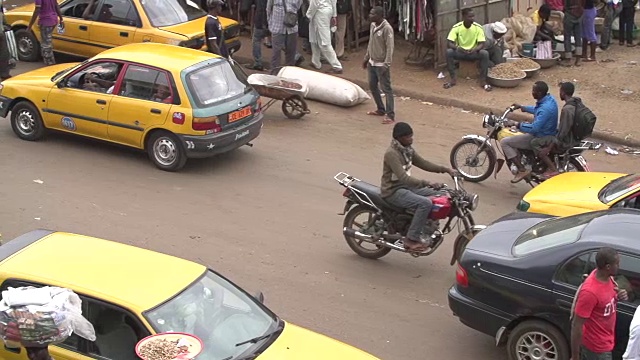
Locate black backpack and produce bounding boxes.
[571,98,597,141]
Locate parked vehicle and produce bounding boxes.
[4,0,241,62]
[333,172,482,264]
[449,107,599,186]
[517,172,640,217]
[0,43,263,171]
[448,208,640,360]
[0,229,380,360]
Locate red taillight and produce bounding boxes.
[192,116,221,133]
[456,264,469,287]
[342,188,350,197]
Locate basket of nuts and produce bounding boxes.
[136,333,203,360]
[487,63,526,88]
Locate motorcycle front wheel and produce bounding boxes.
[450,138,497,182]
[343,205,392,259]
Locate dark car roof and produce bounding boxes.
[578,208,640,251]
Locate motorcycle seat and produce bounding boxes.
[350,181,408,213]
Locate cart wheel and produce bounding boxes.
[282,95,308,119]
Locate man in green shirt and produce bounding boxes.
[443,8,491,91]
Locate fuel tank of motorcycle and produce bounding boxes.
[429,196,452,220]
[496,127,524,141]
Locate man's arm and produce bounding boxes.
[205,22,221,55]
[55,0,63,22]
[521,105,536,114]
[28,0,41,30]
[571,291,597,360]
[557,105,575,139]
[519,107,554,135]
[412,152,450,174]
[447,27,459,50]
[470,26,486,52]
[384,151,429,188]
[570,316,586,360]
[384,26,394,66]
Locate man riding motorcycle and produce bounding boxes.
[381,122,457,252]
[501,81,558,183]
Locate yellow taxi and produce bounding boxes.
[0,42,263,171]
[0,230,380,360]
[516,172,640,217]
[5,0,241,62]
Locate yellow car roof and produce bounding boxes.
[93,43,222,70]
[0,231,206,311]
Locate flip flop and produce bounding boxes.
[382,117,395,124]
[583,58,596,62]
[443,82,456,89]
[483,84,492,92]
[367,110,385,116]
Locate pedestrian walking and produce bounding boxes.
[562,0,583,66]
[306,0,342,73]
[623,306,640,360]
[204,0,229,58]
[1,0,14,81]
[581,0,598,61]
[267,0,302,74]
[298,0,312,53]
[334,0,351,59]
[619,0,637,46]
[570,247,628,360]
[27,0,63,65]
[246,0,269,69]
[600,0,622,50]
[362,6,395,124]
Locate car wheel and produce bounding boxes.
[146,131,187,172]
[507,320,569,360]
[10,101,46,141]
[14,29,41,62]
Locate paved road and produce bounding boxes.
[1,59,638,360]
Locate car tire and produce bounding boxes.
[10,101,46,141]
[14,29,41,62]
[507,320,569,360]
[146,131,188,172]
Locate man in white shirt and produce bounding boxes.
[624,306,640,360]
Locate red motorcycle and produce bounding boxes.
[333,172,484,264]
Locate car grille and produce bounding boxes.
[224,25,240,40]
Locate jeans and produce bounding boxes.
[0,31,11,78]
[445,48,490,80]
[500,133,535,160]
[620,6,636,44]
[271,32,297,74]
[251,28,269,67]
[601,4,622,49]
[40,25,55,65]
[385,187,439,241]
[367,63,394,119]
[563,12,583,58]
[580,346,611,360]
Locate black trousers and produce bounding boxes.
[620,6,636,44]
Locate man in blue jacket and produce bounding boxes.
[501,81,558,183]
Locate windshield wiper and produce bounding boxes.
[234,324,282,347]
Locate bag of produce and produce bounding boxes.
[0,286,96,348]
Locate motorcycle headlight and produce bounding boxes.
[468,194,479,211]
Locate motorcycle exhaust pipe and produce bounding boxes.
[343,228,404,250]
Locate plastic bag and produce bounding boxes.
[536,41,553,59]
[0,287,96,347]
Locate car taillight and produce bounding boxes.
[456,264,469,287]
[342,188,350,197]
[193,116,221,132]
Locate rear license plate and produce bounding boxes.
[228,106,252,123]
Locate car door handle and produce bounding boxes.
[4,344,20,353]
[556,299,573,310]
[79,25,88,31]
[150,108,161,114]
[120,32,129,37]
[96,99,107,105]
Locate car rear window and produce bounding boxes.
[185,60,251,108]
[599,174,640,204]
[141,0,205,27]
[512,212,604,256]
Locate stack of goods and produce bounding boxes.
[397,0,435,41]
[0,286,95,348]
[500,14,538,55]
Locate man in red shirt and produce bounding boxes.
[571,247,629,360]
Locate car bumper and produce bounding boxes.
[177,112,263,159]
[448,285,511,345]
[0,95,13,118]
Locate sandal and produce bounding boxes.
[367,110,385,116]
[483,84,492,92]
[443,82,456,89]
[382,117,395,124]
[583,58,596,62]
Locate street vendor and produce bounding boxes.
[443,8,492,92]
[482,21,508,66]
[531,4,555,42]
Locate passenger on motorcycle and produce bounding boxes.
[502,81,559,183]
[529,81,580,178]
[381,122,457,252]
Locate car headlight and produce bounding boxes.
[468,194,479,211]
[517,200,530,212]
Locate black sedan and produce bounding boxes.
[448,208,640,360]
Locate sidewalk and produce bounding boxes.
[232,34,640,148]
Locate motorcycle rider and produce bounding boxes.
[502,81,558,183]
[381,122,457,252]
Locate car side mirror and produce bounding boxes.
[56,79,67,89]
[254,291,264,304]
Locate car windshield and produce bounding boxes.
[512,211,604,256]
[598,174,640,204]
[185,61,251,108]
[144,270,278,360]
[140,0,205,27]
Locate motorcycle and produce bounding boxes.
[333,172,485,265]
[449,106,601,186]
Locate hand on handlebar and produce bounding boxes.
[430,182,445,190]
[511,103,522,110]
[446,168,460,178]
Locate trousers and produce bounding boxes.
[385,187,439,241]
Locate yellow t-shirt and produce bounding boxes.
[531,10,543,26]
[447,22,486,50]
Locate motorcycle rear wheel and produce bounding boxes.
[343,205,392,259]
[450,138,497,183]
